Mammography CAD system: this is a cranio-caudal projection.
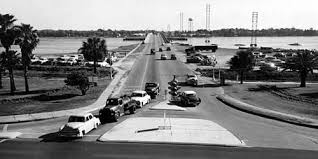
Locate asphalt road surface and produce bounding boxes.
[1,34,318,155]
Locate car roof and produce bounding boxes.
[132,90,146,94]
[70,113,91,117]
[183,90,196,94]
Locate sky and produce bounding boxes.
[0,0,317,30]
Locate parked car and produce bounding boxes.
[145,82,160,99]
[186,56,202,63]
[58,113,101,138]
[179,91,201,107]
[130,90,151,108]
[161,54,168,60]
[186,74,198,86]
[171,54,177,60]
[150,49,155,55]
[99,96,137,122]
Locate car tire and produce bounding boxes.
[130,106,136,114]
[113,112,119,122]
[81,131,85,137]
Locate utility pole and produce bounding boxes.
[251,12,258,48]
[179,12,184,32]
[205,4,211,43]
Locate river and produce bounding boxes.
[177,36,318,50]
[1,36,318,56]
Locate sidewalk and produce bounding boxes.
[0,42,143,124]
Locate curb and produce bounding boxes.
[0,42,143,124]
[216,94,318,128]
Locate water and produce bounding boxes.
[2,36,318,56]
[0,37,138,55]
[178,36,318,50]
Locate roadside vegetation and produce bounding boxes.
[0,13,140,116]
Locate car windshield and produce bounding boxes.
[146,83,156,87]
[131,93,142,97]
[107,98,118,105]
[68,116,85,122]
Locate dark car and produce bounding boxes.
[150,48,155,55]
[179,91,201,107]
[166,47,171,51]
[145,82,160,99]
[159,48,163,52]
[99,96,137,123]
[171,54,176,60]
[186,56,202,63]
[161,54,168,60]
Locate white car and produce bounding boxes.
[59,113,101,138]
[186,74,198,86]
[130,90,151,107]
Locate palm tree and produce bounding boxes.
[283,50,318,87]
[78,37,107,74]
[228,50,255,84]
[16,24,40,93]
[0,14,19,93]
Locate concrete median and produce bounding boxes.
[216,94,318,128]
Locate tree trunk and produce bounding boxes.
[300,71,307,87]
[240,70,244,84]
[81,89,86,95]
[24,65,29,93]
[9,67,16,94]
[0,67,2,89]
[93,51,97,74]
[5,48,16,94]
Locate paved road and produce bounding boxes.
[1,34,318,152]
[1,140,318,159]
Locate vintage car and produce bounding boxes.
[99,96,137,122]
[150,48,155,55]
[171,54,177,60]
[186,74,198,86]
[145,82,160,99]
[179,91,201,107]
[130,90,151,108]
[161,54,168,60]
[59,113,101,138]
[186,55,203,63]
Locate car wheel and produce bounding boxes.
[113,112,119,122]
[130,106,136,114]
[81,131,85,137]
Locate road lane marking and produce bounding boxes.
[139,38,153,89]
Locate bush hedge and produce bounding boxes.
[197,68,318,82]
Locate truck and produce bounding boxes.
[99,95,137,123]
[145,82,160,99]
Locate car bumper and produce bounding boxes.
[58,132,82,138]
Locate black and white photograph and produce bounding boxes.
[0,0,318,158]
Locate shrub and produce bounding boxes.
[64,71,90,95]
